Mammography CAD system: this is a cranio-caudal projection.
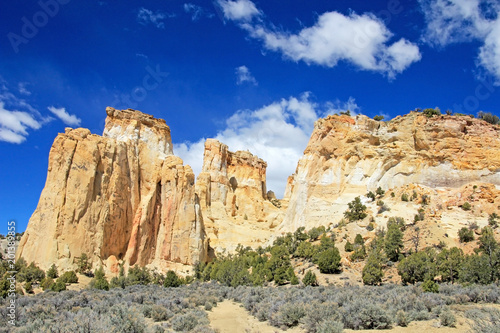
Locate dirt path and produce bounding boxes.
[208,300,304,333]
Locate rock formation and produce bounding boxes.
[281,112,500,231]
[17,107,500,274]
[17,108,207,271]
[196,139,282,253]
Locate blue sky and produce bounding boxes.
[1,0,500,234]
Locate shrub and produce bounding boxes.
[440,308,456,327]
[317,320,344,333]
[385,221,403,262]
[466,307,500,333]
[93,277,109,290]
[422,280,439,293]
[373,115,384,121]
[295,241,316,259]
[458,227,474,243]
[47,264,58,279]
[459,254,493,284]
[51,279,66,292]
[437,247,464,283]
[127,266,152,285]
[366,191,375,201]
[171,310,209,332]
[488,213,499,228]
[398,250,437,284]
[108,305,148,333]
[303,271,318,286]
[354,234,364,245]
[204,301,213,311]
[164,270,182,288]
[423,108,441,117]
[59,270,78,284]
[110,276,127,289]
[396,310,409,327]
[358,304,392,329]
[17,262,45,283]
[24,281,33,294]
[362,253,383,285]
[462,202,471,211]
[478,111,500,125]
[40,277,55,291]
[277,302,306,327]
[376,187,385,197]
[344,197,367,222]
[77,253,91,275]
[344,241,354,252]
[308,226,326,241]
[151,305,171,322]
[316,248,341,274]
[401,193,409,201]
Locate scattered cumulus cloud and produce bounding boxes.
[137,7,172,29]
[218,1,421,78]
[0,102,43,144]
[48,106,81,126]
[0,81,80,143]
[235,65,258,85]
[184,3,214,21]
[174,93,358,197]
[420,0,500,83]
[217,0,261,22]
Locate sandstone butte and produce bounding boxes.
[16,108,500,275]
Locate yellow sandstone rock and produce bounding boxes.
[17,108,207,271]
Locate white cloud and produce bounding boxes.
[235,65,258,85]
[0,101,42,144]
[479,18,500,80]
[217,0,261,22]
[420,0,500,82]
[18,82,31,96]
[220,1,421,77]
[137,7,171,29]
[174,94,357,197]
[48,106,81,126]
[184,3,214,21]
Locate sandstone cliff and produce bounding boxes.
[196,139,282,253]
[17,108,207,272]
[281,112,500,231]
[18,107,500,274]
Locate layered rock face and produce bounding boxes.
[196,139,282,253]
[281,112,500,231]
[17,108,207,271]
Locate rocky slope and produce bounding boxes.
[281,112,500,232]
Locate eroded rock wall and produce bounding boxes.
[17,108,207,271]
[281,112,500,231]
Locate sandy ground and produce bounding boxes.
[209,300,304,333]
[209,301,473,333]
